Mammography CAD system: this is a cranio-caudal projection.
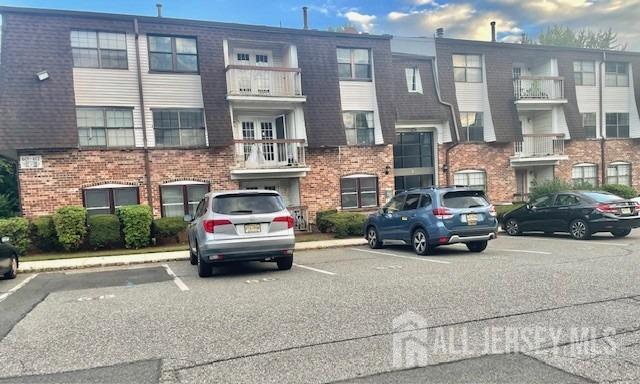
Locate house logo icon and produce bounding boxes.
[392,311,430,369]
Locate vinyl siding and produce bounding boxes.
[454,56,497,142]
[339,81,384,144]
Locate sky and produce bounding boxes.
[2,0,639,49]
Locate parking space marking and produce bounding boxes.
[351,248,451,264]
[0,273,39,304]
[293,263,337,276]
[493,249,552,255]
[162,264,190,292]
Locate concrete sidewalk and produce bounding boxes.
[18,237,367,273]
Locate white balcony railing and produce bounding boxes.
[289,205,309,232]
[514,134,565,158]
[226,65,302,97]
[513,76,564,100]
[234,139,306,169]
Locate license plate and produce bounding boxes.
[244,223,261,233]
[622,208,631,215]
[467,214,478,225]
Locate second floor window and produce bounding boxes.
[453,54,482,83]
[77,107,134,147]
[154,109,206,147]
[574,61,595,86]
[582,113,597,138]
[343,111,374,145]
[71,30,127,69]
[148,35,198,73]
[337,48,371,80]
[459,112,484,142]
[606,113,629,138]
[605,62,628,87]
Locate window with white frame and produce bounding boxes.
[153,109,206,147]
[607,162,631,186]
[605,62,628,87]
[71,30,128,69]
[459,112,484,142]
[453,54,482,83]
[148,35,198,73]
[454,170,486,190]
[605,113,629,138]
[160,183,209,217]
[343,111,375,145]
[77,107,135,147]
[572,164,598,186]
[337,48,371,80]
[405,67,423,93]
[340,175,378,209]
[582,113,597,138]
[83,186,138,215]
[573,61,595,86]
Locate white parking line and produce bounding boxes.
[293,263,337,276]
[351,248,451,264]
[0,273,39,304]
[493,249,552,255]
[162,264,190,291]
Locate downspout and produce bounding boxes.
[600,51,606,185]
[431,56,460,185]
[134,18,154,208]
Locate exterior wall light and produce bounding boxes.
[36,70,50,81]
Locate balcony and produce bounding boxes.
[511,134,568,166]
[226,65,304,102]
[513,76,565,103]
[230,139,309,179]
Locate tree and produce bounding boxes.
[327,23,359,34]
[538,25,627,50]
[0,158,19,218]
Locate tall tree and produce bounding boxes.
[0,158,19,218]
[538,25,627,50]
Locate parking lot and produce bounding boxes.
[1,233,639,383]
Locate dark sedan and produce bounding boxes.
[0,237,18,279]
[503,191,640,240]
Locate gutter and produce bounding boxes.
[600,50,606,185]
[134,18,154,208]
[431,55,460,185]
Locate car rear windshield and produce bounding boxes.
[212,193,285,215]
[442,191,489,209]
[581,192,624,203]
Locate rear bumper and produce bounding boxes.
[199,235,295,263]
[447,232,497,244]
[589,216,640,232]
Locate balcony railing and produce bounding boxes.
[226,65,302,97]
[513,76,564,100]
[234,139,306,169]
[289,205,309,232]
[514,134,565,158]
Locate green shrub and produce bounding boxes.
[153,217,187,239]
[602,184,638,199]
[528,178,574,201]
[316,211,367,238]
[117,205,153,249]
[53,206,87,251]
[30,215,60,251]
[495,203,525,223]
[0,217,30,254]
[572,180,596,191]
[88,214,121,249]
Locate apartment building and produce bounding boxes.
[0,6,398,227]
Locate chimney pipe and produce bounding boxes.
[302,6,309,30]
[436,28,444,38]
[156,3,162,18]
[490,21,496,42]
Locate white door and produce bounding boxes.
[240,117,284,166]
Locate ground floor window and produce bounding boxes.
[572,164,598,186]
[160,183,209,217]
[83,187,138,215]
[454,170,486,190]
[340,175,378,209]
[606,162,631,186]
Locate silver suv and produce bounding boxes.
[185,190,295,277]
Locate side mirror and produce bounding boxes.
[183,214,193,223]
[1,236,9,243]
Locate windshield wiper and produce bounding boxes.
[229,210,253,214]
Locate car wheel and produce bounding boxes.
[466,241,488,253]
[366,226,383,249]
[189,239,198,266]
[611,228,631,238]
[505,219,521,236]
[412,228,430,256]
[197,248,212,278]
[276,256,293,270]
[3,255,17,280]
[569,219,591,240]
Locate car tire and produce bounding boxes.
[366,226,383,249]
[189,239,198,266]
[569,219,591,240]
[197,248,212,278]
[2,255,17,280]
[505,219,521,236]
[466,241,488,253]
[412,228,430,256]
[276,256,293,270]
[611,228,631,238]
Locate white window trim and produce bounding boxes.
[405,67,423,94]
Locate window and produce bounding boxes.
[394,175,434,193]
[148,35,198,73]
[403,193,421,211]
[572,164,597,186]
[605,62,628,87]
[607,162,631,186]
[70,30,128,69]
[255,54,269,64]
[384,195,405,213]
[555,194,580,206]
[77,107,134,147]
[453,54,482,83]
[160,183,209,217]
[582,113,597,138]
[419,194,432,208]
[83,187,138,215]
[343,111,375,145]
[154,109,206,147]
[605,113,629,138]
[573,61,595,86]
[340,176,378,209]
[459,112,484,142]
[394,132,433,169]
[337,48,371,80]
[405,67,423,93]
[532,195,553,208]
[454,170,486,190]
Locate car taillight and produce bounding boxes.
[273,216,294,229]
[488,205,497,217]
[203,219,232,233]
[432,207,453,219]
[596,203,617,214]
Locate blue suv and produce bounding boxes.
[364,187,498,255]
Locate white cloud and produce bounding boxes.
[388,11,410,21]
[342,11,377,33]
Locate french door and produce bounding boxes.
[240,116,287,166]
[233,49,273,95]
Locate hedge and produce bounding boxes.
[153,217,187,239]
[0,217,30,254]
[317,210,367,238]
[88,214,121,249]
[118,205,153,248]
[30,215,60,251]
[602,184,637,199]
[53,206,87,251]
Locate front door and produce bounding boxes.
[515,169,528,202]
